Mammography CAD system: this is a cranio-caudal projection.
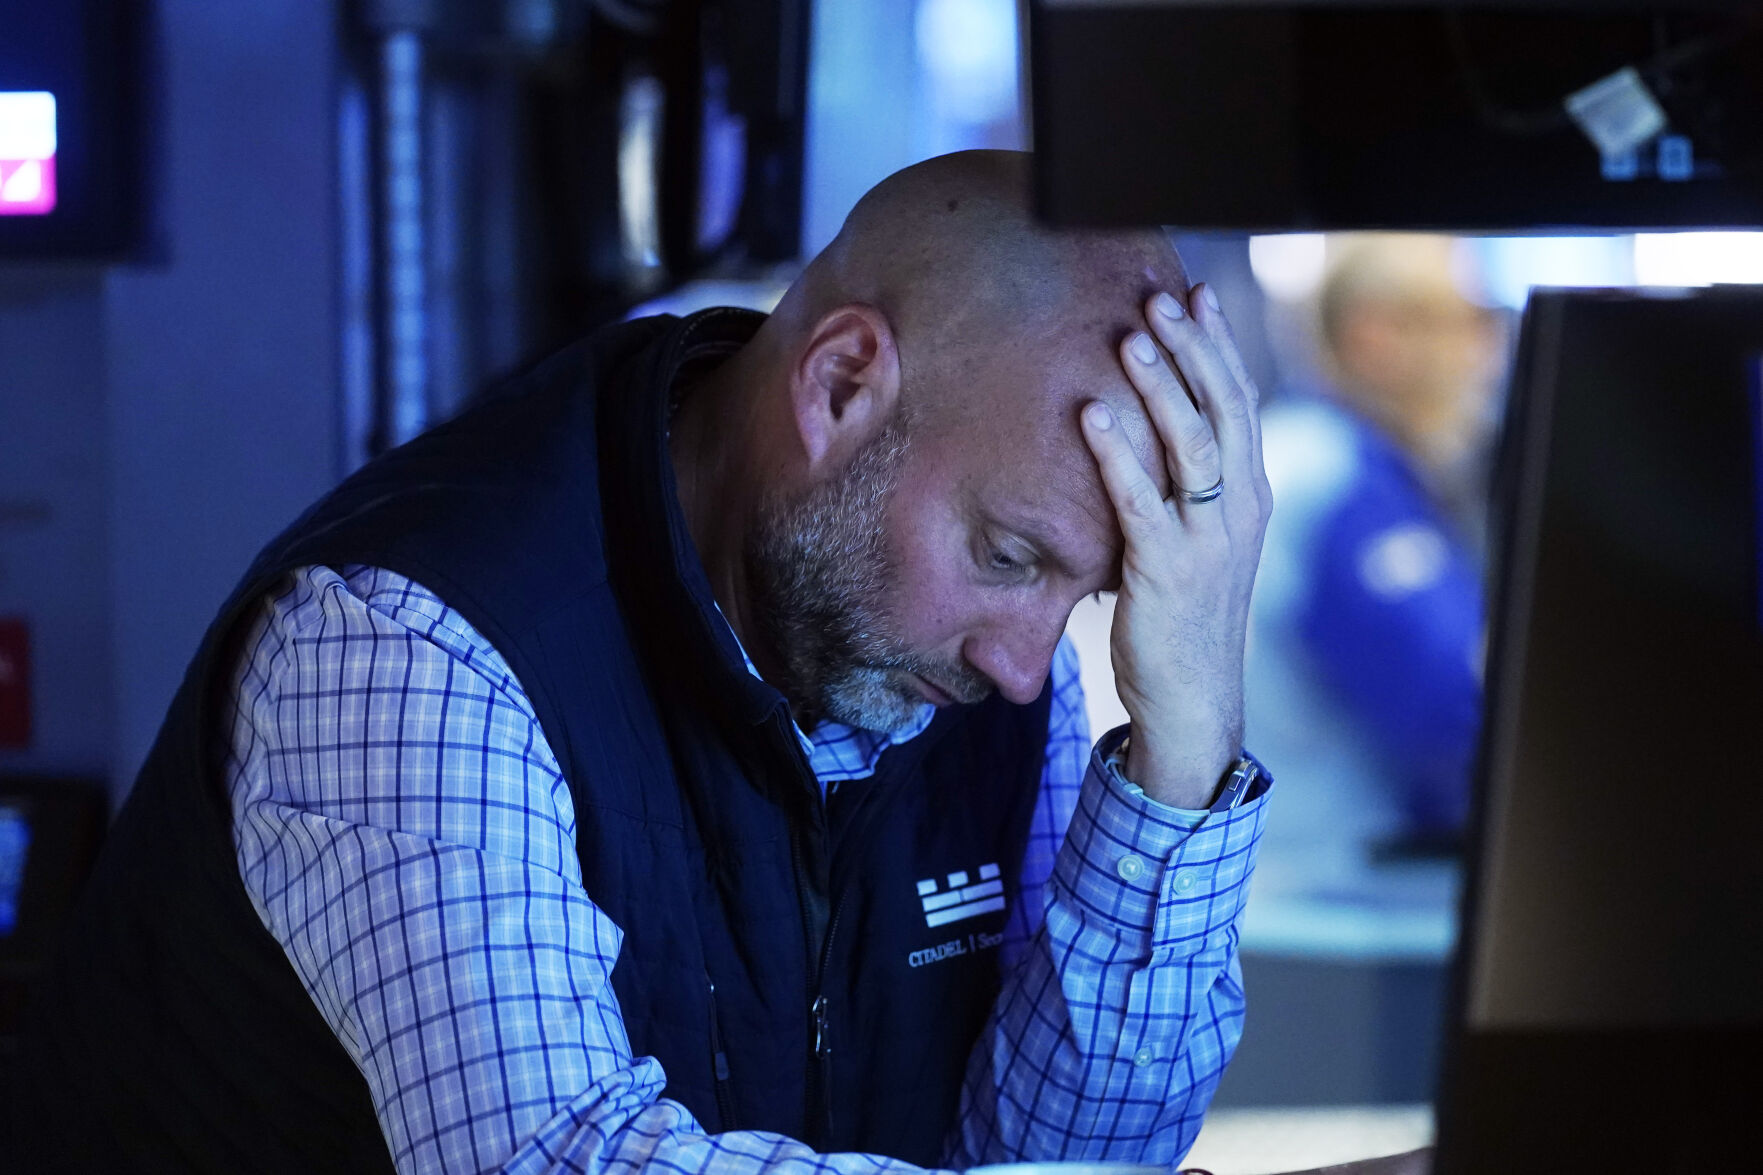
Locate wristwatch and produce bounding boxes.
[1107,732,1264,814]
[1209,755,1262,813]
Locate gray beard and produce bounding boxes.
[745,419,990,732]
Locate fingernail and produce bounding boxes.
[1154,291,1183,320]
[1130,332,1157,365]
[1201,284,1221,312]
[1086,401,1114,430]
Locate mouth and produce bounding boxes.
[908,672,956,706]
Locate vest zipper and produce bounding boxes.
[781,705,914,1148]
[793,816,838,1147]
[808,884,847,1148]
[706,973,737,1131]
[803,775,901,1148]
[810,992,833,1142]
[779,707,834,1148]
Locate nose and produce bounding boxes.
[962,607,1066,706]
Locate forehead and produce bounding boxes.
[920,356,1167,587]
[959,320,1170,481]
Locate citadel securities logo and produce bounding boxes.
[908,865,1007,968]
[916,862,1005,928]
[908,927,1003,969]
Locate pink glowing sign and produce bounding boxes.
[0,92,58,216]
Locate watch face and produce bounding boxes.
[1211,759,1258,813]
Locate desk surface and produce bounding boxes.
[1182,1104,1434,1174]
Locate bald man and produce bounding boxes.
[17,152,1352,1173]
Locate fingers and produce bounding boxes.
[1191,283,1259,411]
[1120,328,1222,516]
[1078,400,1169,550]
[1142,287,1258,496]
[1190,282,1270,494]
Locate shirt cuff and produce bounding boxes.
[1051,724,1270,953]
[1100,732,1209,827]
[1103,729,1273,818]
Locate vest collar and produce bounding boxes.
[598,307,795,729]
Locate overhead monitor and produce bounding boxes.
[1030,1,1763,231]
[0,0,139,257]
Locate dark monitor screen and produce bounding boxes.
[0,778,104,958]
[0,778,105,1040]
[0,0,139,257]
[1436,286,1763,1173]
[1031,2,1763,231]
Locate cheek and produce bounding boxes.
[883,481,976,646]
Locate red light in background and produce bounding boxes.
[0,619,30,749]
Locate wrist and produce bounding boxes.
[1124,734,1237,810]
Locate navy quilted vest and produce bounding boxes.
[12,309,1051,1171]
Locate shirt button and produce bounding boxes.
[1173,870,1199,894]
[1132,1045,1156,1067]
[1115,854,1145,882]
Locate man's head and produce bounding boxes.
[1315,233,1501,467]
[687,150,1188,731]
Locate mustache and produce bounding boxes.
[884,655,993,706]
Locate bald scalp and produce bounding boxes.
[773,150,1188,438]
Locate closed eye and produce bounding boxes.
[983,538,1039,581]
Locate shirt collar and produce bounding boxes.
[713,602,937,784]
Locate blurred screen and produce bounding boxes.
[0,801,30,936]
[0,90,57,215]
[1754,358,1763,631]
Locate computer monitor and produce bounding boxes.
[0,777,106,1041]
[0,0,141,257]
[1030,1,1763,231]
[1435,286,1763,1173]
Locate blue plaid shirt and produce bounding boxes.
[221,564,1268,1174]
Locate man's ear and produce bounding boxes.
[789,304,902,472]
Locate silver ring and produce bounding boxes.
[1173,476,1224,504]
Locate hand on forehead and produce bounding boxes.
[958,236,1190,512]
[922,330,1177,589]
[1069,342,1177,506]
[983,314,1180,503]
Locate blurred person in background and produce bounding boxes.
[1247,234,1503,882]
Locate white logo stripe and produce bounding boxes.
[925,894,1006,928]
[920,877,1005,913]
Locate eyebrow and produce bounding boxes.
[993,513,1107,585]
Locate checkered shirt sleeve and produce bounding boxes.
[223,565,1266,1174]
[948,721,1267,1165]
